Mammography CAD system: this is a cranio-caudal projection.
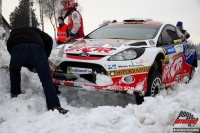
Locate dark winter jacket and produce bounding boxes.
[6,27,53,57]
[181,29,190,39]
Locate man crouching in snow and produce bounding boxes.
[6,27,68,114]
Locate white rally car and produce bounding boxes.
[49,18,197,103]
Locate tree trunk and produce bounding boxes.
[49,9,57,41]
[52,0,58,28]
[0,0,3,27]
[39,0,44,31]
[29,0,32,27]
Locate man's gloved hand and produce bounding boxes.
[64,36,72,44]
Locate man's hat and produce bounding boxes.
[176,21,183,27]
[58,16,64,21]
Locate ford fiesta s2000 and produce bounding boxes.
[49,18,197,104]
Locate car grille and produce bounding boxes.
[53,61,108,83]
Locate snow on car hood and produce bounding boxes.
[64,39,142,55]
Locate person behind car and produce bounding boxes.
[57,16,68,45]
[176,21,190,39]
[6,27,69,114]
[112,20,117,23]
[61,0,84,42]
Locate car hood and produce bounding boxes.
[64,39,143,56]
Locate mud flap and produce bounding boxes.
[59,86,137,107]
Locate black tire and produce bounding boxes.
[189,66,195,80]
[146,71,162,97]
[55,84,61,94]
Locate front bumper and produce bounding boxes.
[51,61,149,93]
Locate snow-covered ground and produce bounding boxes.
[0,38,200,133]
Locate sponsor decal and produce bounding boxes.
[72,13,77,19]
[85,42,104,47]
[173,39,182,45]
[118,61,143,68]
[174,45,183,52]
[163,46,176,54]
[67,67,92,74]
[173,53,182,59]
[108,66,150,77]
[149,40,155,45]
[181,72,190,77]
[107,86,123,90]
[136,59,149,65]
[124,86,135,90]
[183,44,196,60]
[162,48,167,54]
[130,61,144,67]
[74,82,82,87]
[108,64,116,70]
[66,46,114,54]
[163,55,170,64]
[124,22,146,24]
[163,57,182,81]
[118,65,129,68]
[54,60,61,66]
[55,69,63,72]
[109,44,121,47]
[173,111,199,132]
[175,74,181,81]
[49,60,58,70]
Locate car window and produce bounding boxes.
[86,24,161,40]
[160,25,177,46]
[157,35,162,46]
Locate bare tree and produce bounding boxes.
[40,0,63,40]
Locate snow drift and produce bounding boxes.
[0,33,200,133]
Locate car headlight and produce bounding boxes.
[108,48,146,61]
[108,49,137,61]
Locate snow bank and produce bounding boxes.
[95,73,113,86]
[0,36,200,133]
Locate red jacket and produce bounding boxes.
[68,10,84,42]
[57,24,68,43]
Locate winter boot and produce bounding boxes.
[11,94,19,98]
[51,106,69,114]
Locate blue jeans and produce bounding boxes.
[9,43,61,109]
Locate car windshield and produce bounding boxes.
[86,23,161,40]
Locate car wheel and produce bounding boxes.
[189,66,195,80]
[146,71,162,97]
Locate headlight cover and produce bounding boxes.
[108,48,145,61]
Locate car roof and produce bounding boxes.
[108,21,174,27]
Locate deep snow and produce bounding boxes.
[0,37,200,133]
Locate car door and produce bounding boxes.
[158,25,183,84]
[176,28,195,79]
